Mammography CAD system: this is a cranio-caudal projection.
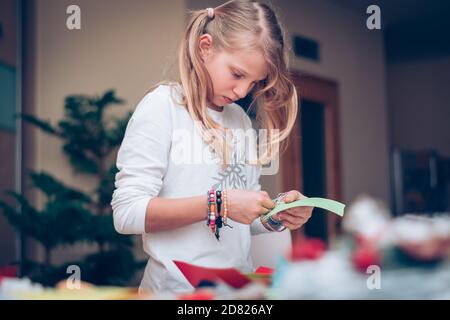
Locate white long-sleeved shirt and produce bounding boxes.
[111,84,270,293]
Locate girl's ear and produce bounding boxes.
[199,34,213,62]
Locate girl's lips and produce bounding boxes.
[223,96,233,104]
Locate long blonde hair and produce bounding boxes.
[152,0,298,166]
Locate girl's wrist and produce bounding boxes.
[205,188,232,240]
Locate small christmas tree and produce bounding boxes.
[0,90,144,286]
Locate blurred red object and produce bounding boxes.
[173,260,252,289]
[254,266,274,275]
[0,264,19,284]
[0,265,18,277]
[178,289,215,300]
[352,244,381,272]
[290,238,326,261]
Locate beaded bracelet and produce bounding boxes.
[208,189,216,235]
[215,190,223,240]
[206,188,233,241]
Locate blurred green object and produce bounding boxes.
[265,197,345,219]
[0,90,144,286]
[0,62,16,131]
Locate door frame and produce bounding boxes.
[281,71,343,245]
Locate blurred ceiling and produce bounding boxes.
[328,0,450,62]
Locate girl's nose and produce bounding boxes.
[233,85,249,100]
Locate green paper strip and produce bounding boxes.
[264,197,345,219]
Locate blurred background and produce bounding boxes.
[1,0,449,288]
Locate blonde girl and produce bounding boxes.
[112,0,312,293]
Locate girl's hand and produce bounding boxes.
[226,189,276,224]
[274,190,313,230]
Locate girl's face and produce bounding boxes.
[199,34,268,109]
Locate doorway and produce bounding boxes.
[281,72,342,245]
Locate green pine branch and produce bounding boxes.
[29,171,91,204]
[20,114,60,136]
[0,89,142,286]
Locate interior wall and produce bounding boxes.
[0,0,18,267]
[0,0,16,66]
[282,0,389,204]
[32,0,185,268]
[388,56,450,157]
[0,131,17,266]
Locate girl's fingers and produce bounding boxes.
[298,192,307,200]
[282,220,298,230]
[278,213,304,225]
[283,191,298,203]
[259,206,271,215]
[284,190,306,203]
[284,208,313,219]
[271,213,282,222]
[261,197,276,210]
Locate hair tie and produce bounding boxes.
[206,7,215,19]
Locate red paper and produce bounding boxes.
[254,266,274,275]
[173,260,253,289]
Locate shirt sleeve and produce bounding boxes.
[111,90,173,234]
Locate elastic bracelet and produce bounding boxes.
[222,190,232,228]
[206,191,211,226]
[269,215,283,226]
[260,215,275,231]
[261,214,286,232]
[270,217,286,232]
